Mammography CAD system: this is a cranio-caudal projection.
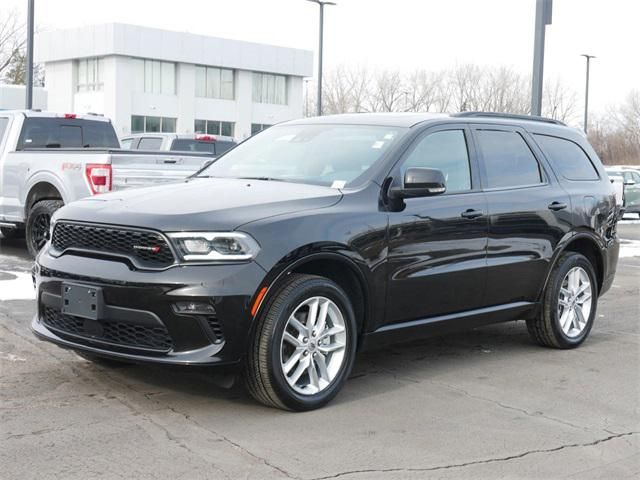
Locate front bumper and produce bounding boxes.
[32,249,267,366]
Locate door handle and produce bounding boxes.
[461,209,483,219]
[548,201,568,211]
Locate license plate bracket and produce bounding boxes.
[61,283,104,320]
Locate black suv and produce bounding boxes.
[33,112,620,411]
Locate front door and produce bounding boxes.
[385,125,489,325]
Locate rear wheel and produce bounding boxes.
[26,199,63,257]
[245,274,357,411]
[527,252,597,349]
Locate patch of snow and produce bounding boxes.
[619,240,640,258]
[0,270,35,301]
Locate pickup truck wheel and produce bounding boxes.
[26,199,64,257]
[244,274,357,411]
[527,252,597,349]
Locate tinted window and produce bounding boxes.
[402,130,471,192]
[534,134,599,181]
[0,118,9,143]
[476,130,542,189]
[58,126,82,147]
[18,118,119,149]
[215,141,235,155]
[171,139,216,154]
[138,137,163,150]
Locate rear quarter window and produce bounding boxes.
[534,134,599,181]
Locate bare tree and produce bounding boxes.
[542,78,578,123]
[588,91,640,165]
[0,10,25,80]
[368,69,404,112]
[404,70,444,112]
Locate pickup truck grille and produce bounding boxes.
[51,222,175,268]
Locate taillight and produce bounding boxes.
[85,164,112,194]
[64,113,77,119]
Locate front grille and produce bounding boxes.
[43,306,173,352]
[51,222,175,268]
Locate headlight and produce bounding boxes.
[167,232,260,261]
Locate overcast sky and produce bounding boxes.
[5,0,639,116]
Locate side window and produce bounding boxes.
[120,138,133,149]
[0,118,9,143]
[138,137,163,150]
[632,172,640,184]
[476,130,542,189]
[534,134,599,181]
[401,130,472,192]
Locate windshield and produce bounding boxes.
[198,124,405,187]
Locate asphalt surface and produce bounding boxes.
[1,220,639,479]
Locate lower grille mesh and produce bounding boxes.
[43,307,173,351]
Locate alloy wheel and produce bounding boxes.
[30,213,50,252]
[557,266,593,338]
[280,296,347,395]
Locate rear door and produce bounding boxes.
[473,125,572,305]
[385,124,489,324]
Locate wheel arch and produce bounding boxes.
[252,249,373,343]
[541,231,605,299]
[24,180,65,217]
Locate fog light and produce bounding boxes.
[172,301,216,315]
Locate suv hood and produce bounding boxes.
[58,178,343,231]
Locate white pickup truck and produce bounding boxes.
[0,111,211,256]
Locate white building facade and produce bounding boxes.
[35,23,314,139]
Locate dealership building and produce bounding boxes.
[35,23,314,139]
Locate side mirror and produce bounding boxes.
[389,167,446,199]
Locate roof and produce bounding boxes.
[288,112,574,130]
[35,23,314,77]
[0,110,110,122]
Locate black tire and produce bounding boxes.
[244,273,357,411]
[0,227,24,240]
[26,199,64,257]
[76,351,133,368]
[527,252,598,349]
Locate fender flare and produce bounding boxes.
[538,230,605,301]
[22,172,69,216]
[247,247,373,346]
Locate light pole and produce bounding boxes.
[306,0,335,116]
[25,0,35,109]
[581,54,596,133]
[531,0,552,116]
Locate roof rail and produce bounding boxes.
[452,111,566,126]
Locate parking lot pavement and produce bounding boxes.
[1,225,639,480]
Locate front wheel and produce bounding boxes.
[245,274,357,411]
[26,199,64,257]
[527,252,598,349]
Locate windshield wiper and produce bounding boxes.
[234,176,286,182]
